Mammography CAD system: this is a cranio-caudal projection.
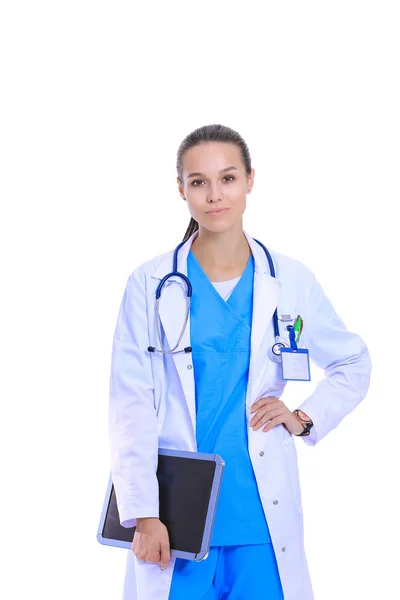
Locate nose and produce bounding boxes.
[206,180,223,203]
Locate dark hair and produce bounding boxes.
[177,124,252,242]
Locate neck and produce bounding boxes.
[190,222,251,268]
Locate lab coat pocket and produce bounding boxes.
[281,436,303,515]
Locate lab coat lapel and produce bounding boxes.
[151,234,197,435]
[243,232,283,401]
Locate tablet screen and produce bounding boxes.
[157,454,216,553]
[101,455,217,554]
[103,486,134,543]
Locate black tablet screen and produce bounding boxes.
[102,455,217,554]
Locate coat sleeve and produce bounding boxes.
[296,268,372,446]
[108,267,159,528]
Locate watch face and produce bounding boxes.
[298,410,311,423]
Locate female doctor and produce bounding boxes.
[109,124,372,600]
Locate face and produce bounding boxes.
[177,142,255,233]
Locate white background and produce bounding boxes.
[1,1,399,598]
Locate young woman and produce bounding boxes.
[109,124,372,600]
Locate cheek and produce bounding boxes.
[185,198,205,221]
[228,184,247,202]
[186,186,207,203]
[187,195,204,211]
[232,194,247,214]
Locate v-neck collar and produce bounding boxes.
[187,250,254,332]
[188,249,253,304]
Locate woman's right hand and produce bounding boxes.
[132,518,171,570]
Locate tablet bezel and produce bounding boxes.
[97,448,225,562]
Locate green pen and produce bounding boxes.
[294,316,303,344]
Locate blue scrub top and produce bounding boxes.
[187,250,271,546]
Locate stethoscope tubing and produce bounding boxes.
[150,237,287,359]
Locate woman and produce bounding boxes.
[109,124,372,600]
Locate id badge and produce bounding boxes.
[280,348,311,381]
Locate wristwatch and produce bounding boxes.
[293,409,314,437]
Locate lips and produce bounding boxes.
[206,208,229,215]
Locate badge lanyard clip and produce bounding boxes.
[280,317,311,381]
[287,325,298,350]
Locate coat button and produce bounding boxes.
[273,500,278,505]
[282,546,286,552]
[259,451,264,457]
[187,365,192,369]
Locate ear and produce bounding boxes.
[247,168,255,193]
[177,176,186,200]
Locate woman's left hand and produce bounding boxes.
[250,396,304,435]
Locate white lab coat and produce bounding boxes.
[109,230,372,600]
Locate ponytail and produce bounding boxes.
[182,217,199,242]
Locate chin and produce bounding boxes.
[199,219,239,234]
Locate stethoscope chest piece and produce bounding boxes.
[268,337,289,363]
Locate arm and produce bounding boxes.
[109,267,159,528]
[297,270,372,446]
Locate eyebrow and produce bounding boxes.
[187,166,239,179]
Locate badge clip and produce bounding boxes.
[278,314,293,322]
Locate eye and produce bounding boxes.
[191,179,204,186]
[223,175,235,182]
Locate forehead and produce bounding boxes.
[182,142,243,175]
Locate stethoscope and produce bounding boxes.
[147,238,289,362]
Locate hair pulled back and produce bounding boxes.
[176,124,252,242]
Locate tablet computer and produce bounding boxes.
[97,448,225,561]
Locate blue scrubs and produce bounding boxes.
[169,251,283,599]
[169,544,283,600]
